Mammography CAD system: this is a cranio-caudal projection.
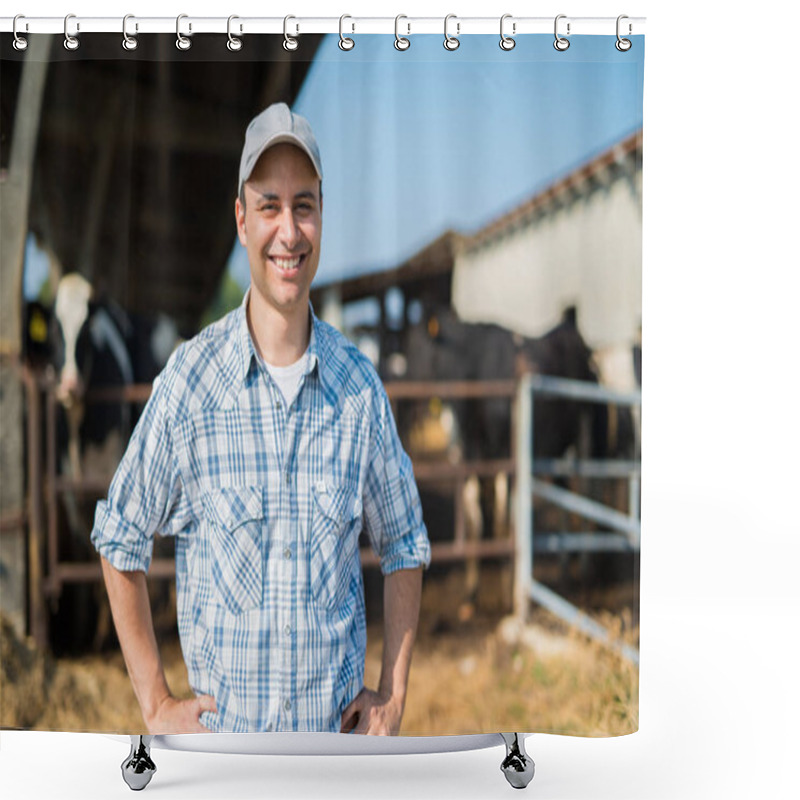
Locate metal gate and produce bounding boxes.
[514,373,641,664]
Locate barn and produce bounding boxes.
[1,33,641,652]
[0,33,322,641]
[452,130,643,390]
[312,131,642,649]
[314,130,643,389]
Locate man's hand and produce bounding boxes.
[340,688,403,735]
[145,693,217,734]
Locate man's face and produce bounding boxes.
[235,143,322,316]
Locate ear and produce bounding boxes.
[235,196,247,247]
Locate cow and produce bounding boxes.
[51,273,180,478]
[400,304,603,462]
[389,304,605,619]
[41,272,180,652]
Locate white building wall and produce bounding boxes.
[452,170,642,353]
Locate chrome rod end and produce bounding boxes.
[500,733,535,789]
[121,735,156,791]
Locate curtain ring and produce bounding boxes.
[444,14,460,51]
[122,15,138,51]
[394,15,410,51]
[12,15,28,51]
[283,15,299,51]
[63,13,80,51]
[553,14,570,51]
[499,14,516,51]
[176,14,192,50]
[339,15,355,50]
[616,15,632,51]
[227,15,243,51]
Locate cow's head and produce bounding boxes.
[52,273,94,406]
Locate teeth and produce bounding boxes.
[273,256,301,271]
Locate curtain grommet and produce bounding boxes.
[554,14,570,51]
[64,13,80,51]
[499,14,516,51]
[283,15,299,51]
[394,15,410,51]
[122,14,138,51]
[615,15,632,51]
[227,15,243,51]
[13,15,28,51]
[444,14,460,51]
[176,14,192,51]
[339,15,355,51]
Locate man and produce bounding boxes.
[91,103,431,735]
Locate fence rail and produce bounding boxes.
[26,375,520,647]
[515,373,641,664]
[27,370,640,661]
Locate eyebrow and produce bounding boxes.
[257,191,318,203]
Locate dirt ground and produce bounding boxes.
[0,565,638,737]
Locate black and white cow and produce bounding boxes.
[51,272,179,479]
[46,272,179,651]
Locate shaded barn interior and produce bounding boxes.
[312,230,460,377]
[2,33,321,332]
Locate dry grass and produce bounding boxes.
[386,609,638,737]
[1,606,637,736]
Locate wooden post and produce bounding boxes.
[0,35,52,637]
[23,368,47,647]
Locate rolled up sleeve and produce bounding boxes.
[90,371,189,573]
[362,386,431,576]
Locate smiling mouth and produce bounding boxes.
[270,254,305,272]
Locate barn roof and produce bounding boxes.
[312,129,643,305]
[2,33,321,334]
[461,129,643,253]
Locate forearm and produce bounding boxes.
[100,556,171,725]
[378,566,423,712]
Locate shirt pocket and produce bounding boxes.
[202,486,265,615]
[310,482,362,613]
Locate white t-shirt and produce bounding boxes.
[264,347,309,408]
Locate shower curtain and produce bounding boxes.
[1,22,644,740]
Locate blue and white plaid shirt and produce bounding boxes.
[91,292,430,732]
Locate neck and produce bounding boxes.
[246,290,311,367]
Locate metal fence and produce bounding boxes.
[514,373,641,665]
[25,370,640,661]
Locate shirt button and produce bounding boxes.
[283,624,292,636]
[283,547,292,560]
[284,699,292,711]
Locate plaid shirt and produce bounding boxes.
[91,293,430,732]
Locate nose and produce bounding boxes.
[57,368,84,404]
[277,207,301,249]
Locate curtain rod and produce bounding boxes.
[1,16,646,37]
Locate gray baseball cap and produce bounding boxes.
[238,102,323,199]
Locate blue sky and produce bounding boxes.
[231,33,644,290]
[25,34,644,301]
